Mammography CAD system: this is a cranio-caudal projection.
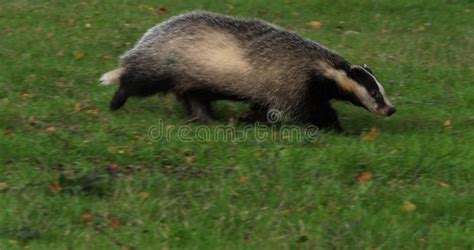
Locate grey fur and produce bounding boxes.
[119,11,348,114]
[103,11,395,128]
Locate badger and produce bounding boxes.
[100,11,396,131]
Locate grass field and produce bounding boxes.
[1,0,473,249]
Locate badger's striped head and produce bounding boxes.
[329,64,396,117]
[347,65,396,116]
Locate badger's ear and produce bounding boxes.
[362,64,374,74]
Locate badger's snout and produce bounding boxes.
[381,106,397,117]
[375,105,396,117]
[386,106,396,116]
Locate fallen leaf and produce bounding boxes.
[356,171,373,184]
[402,201,416,211]
[184,155,196,165]
[84,23,92,29]
[343,30,360,36]
[0,182,8,191]
[74,103,83,112]
[110,218,121,230]
[138,191,150,199]
[81,212,94,224]
[49,181,62,193]
[418,24,426,32]
[132,134,141,141]
[158,7,168,14]
[307,21,322,29]
[438,181,449,188]
[87,108,99,116]
[389,149,399,155]
[20,91,32,99]
[364,127,379,141]
[46,126,56,132]
[239,176,247,184]
[3,129,14,136]
[443,119,452,128]
[73,50,85,60]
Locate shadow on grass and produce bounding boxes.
[49,164,213,197]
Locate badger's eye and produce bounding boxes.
[370,91,380,98]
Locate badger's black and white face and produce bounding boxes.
[344,65,396,117]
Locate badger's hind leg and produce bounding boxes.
[304,102,343,132]
[179,94,214,122]
[110,88,130,110]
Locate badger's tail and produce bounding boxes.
[99,67,125,86]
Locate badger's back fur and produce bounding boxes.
[101,11,395,131]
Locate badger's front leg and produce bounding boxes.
[251,104,269,122]
[239,104,269,123]
[305,102,343,132]
[179,94,214,122]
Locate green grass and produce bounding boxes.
[1,0,473,249]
